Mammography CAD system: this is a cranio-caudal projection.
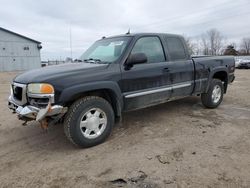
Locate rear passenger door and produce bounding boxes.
[163,36,194,98]
[121,36,171,110]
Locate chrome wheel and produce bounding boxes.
[211,85,221,104]
[80,108,107,139]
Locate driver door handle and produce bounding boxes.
[163,67,170,73]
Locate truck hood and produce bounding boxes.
[14,63,109,84]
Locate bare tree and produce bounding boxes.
[200,28,224,55]
[201,34,209,55]
[183,36,195,55]
[192,38,203,55]
[207,28,224,55]
[240,38,250,55]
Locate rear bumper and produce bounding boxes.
[8,96,67,121]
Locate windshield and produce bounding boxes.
[80,37,131,63]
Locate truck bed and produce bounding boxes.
[191,56,235,94]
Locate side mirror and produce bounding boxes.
[125,53,147,69]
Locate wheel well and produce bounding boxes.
[65,89,121,118]
[213,71,228,93]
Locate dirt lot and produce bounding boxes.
[0,70,250,188]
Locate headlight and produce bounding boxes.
[28,83,54,94]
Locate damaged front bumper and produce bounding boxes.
[8,96,67,123]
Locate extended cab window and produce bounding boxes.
[166,37,187,61]
[131,37,165,63]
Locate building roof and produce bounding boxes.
[0,27,41,44]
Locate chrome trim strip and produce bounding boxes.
[125,86,172,98]
[196,78,207,82]
[172,83,191,89]
[13,82,26,87]
[125,82,192,98]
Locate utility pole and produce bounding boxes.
[70,24,73,61]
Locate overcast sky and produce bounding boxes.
[0,0,250,60]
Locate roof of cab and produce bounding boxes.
[104,32,182,39]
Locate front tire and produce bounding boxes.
[64,96,114,148]
[201,79,224,108]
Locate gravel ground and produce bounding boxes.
[0,70,250,188]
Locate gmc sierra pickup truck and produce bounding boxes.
[8,33,235,147]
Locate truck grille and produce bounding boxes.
[12,85,23,101]
[11,82,27,105]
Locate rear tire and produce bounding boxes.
[64,96,114,148]
[201,79,224,108]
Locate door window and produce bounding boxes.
[166,37,187,61]
[131,37,165,63]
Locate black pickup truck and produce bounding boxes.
[8,33,235,147]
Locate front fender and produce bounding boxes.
[58,81,123,112]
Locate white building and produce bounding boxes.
[0,27,42,72]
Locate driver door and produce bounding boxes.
[121,36,171,111]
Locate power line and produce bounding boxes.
[132,0,250,31]
[133,0,235,29]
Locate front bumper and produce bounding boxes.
[8,96,67,121]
